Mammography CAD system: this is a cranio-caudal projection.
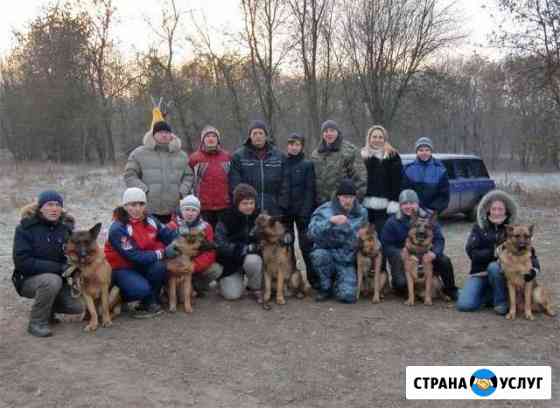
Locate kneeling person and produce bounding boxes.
[308,179,368,303]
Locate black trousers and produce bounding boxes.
[282,215,318,286]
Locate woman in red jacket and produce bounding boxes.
[188,126,231,229]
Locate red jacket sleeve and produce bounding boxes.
[192,224,217,274]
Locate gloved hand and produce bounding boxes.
[523,268,537,282]
[164,243,179,259]
[282,233,293,246]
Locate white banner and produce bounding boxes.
[406,366,551,400]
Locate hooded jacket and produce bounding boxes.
[188,126,232,211]
[402,157,450,213]
[124,131,193,216]
[12,203,75,295]
[465,189,540,274]
[229,136,285,216]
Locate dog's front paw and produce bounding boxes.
[404,299,415,306]
[276,298,286,305]
[424,298,433,306]
[183,304,193,313]
[168,306,177,313]
[525,312,535,321]
[371,296,381,304]
[505,312,515,320]
[84,323,98,332]
[102,319,112,328]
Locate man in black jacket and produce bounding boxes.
[279,133,318,287]
[12,191,83,337]
[229,120,285,216]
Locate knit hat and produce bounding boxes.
[399,189,419,204]
[38,190,63,209]
[321,119,340,135]
[233,183,257,207]
[415,137,433,152]
[287,132,305,145]
[152,121,172,135]
[336,178,356,196]
[180,195,201,212]
[200,125,221,143]
[248,120,268,137]
[122,187,147,205]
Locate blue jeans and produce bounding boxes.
[113,261,167,306]
[456,262,507,312]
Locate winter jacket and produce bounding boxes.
[308,197,368,264]
[402,157,450,213]
[12,203,75,295]
[189,147,231,211]
[104,207,176,270]
[361,146,402,212]
[124,131,193,216]
[380,208,445,258]
[229,141,285,215]
[311,135,367,205]
[215,207,260,278]
[465,189,540,274]
[279,152,317,220]
[169,216,217,274]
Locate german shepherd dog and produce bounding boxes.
[402,211,448,306]
[64,223,119,332]
[165,230,215,314]
[356,224,385,303]
[255,213,310,310]
[497,224,556,320]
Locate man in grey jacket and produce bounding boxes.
[124,121,193,223]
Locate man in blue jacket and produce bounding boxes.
[402,137,450,215]
[381,189,458,300]
[308,179,368,303]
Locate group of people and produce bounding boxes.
[12,117,540,337]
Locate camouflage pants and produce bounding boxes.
[311,248,357,303]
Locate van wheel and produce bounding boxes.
[467,201,479,222]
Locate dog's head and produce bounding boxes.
[357,223,379,254]
[255,213,285,243]
[408,211,436,244]
[505,224,534,253]
[65,223,102,266]
[175,229,216,257]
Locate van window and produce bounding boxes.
[442,160,456,179]
[467,159,490,178]
[454,160,469,178]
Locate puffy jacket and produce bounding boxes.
[466,189,540,274]
[307,198,368,264]
[362,147,403,211]
[279,152,317,219]
[402,157,449,213]
[104,207,176,270]
[169,216,217,274]
[229,141,285,216]
[215,208,259,278]
[380,208,445,258]
[311,136,367,205]
[189,148,231,211]
[12,203,75,295]
[124,131,193,216]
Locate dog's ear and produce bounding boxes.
[528,224,534,236]
[505,225,515,237]
[89,223,102,240]
[429,210,437,224]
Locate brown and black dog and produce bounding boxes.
[65,223,119,332]
[402,211,448,306]
[497,224,555,320]
[255,213,311,310]
[165,230,214,314]
[356,224,385,303]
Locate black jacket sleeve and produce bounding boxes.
[465,225,495,264]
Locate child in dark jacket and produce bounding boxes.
[279,133,318,287]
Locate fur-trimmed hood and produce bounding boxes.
[477,190,518,229]
[19,202,75,230]
[142,130,182,153]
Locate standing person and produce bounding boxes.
[311,120,367,206]
[124,120,193,224]
[457,190,540,314]
[188,125,231,229]
[12,191,83,337]
[279,133,318,288]
[308,179,368,304]
[361,125,402,274]
[104,187,176,318]
[215,184,264,303]
[380,189,458,300]
[229,120,285,216]
[165,195,223,297]
[402,137,449,215]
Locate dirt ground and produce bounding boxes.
[0,165,558,407]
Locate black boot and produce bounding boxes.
[28,321,52,337]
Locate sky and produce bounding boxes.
[0,0,501,60]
